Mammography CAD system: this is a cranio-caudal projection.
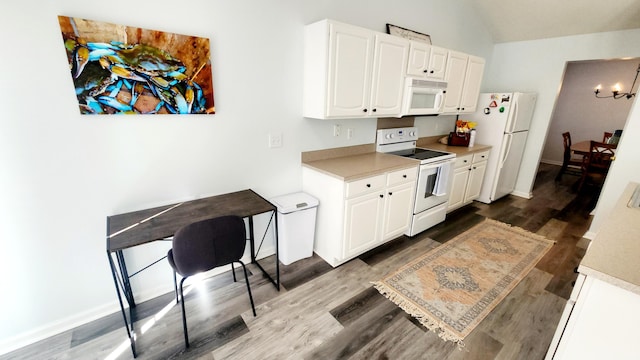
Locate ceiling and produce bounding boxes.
[468,0,640,43]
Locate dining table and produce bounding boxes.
[556,140,617,182]
[570,140,616,156]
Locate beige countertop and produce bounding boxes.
[301,140,491,182]
[302,151,419,181]
[418,142,492,156]
[578,182,640,295]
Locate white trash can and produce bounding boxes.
[270,192,319,265]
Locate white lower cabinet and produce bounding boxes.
[381,181,415,240]
[343,191,384,258]
[546,275,640,359]
[303,165,417,267]
[447,150,489,212]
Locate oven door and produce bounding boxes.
[414,159,454,213]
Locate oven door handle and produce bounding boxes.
[421,158,455,169]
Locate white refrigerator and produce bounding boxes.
[467,92,537,203]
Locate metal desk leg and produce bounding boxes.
[248,216,256,263]
[115,250,136,307]
[274,210,279,290]
[107,251,137,358]
[248,211,280,290]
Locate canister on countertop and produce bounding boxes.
[468,129,476,147]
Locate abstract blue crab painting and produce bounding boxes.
[58,16,215,115]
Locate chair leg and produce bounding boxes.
[231,263,237,282]
[173,270,179,303]
[576,170,588,192]
[556,158,568,181]
[178,277,190,348]
[238,261,256,317]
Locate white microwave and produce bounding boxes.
[400,78,447,116]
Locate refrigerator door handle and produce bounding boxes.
[501,134,513,169]
[510,101,518,132]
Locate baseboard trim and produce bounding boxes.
[583,230,597,240]
[540,159,563,166]
[0,247,277,356]
[0,301,123,356]
[511,190,533,199]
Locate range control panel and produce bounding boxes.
[376,127,419,146]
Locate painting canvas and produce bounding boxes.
[58,16,215,115]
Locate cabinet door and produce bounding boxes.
[327,22,374,117]
[406,41,430,77]
[343,192,383,258]
[381,182,414,241]
[442,51,468,113]
[447,166,470,212]
[464,161,487,203]
[458,55,485,113]
[427,45,448,80]
[369,34,408,116]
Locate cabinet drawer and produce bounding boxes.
[386,166,418,187]
[472,150,490,163]
[454,154,473,169]
[345,174,385,198]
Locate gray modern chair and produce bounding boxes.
[167,215,256,348]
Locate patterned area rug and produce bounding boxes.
[373,218,555,345]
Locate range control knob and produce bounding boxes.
[386,133,395,139]
[409,131,416,137]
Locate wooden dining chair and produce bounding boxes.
[602,131,613,144]
[556,132,583,181]
[576,141,616,192]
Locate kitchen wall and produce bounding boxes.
[0,0,494,353]
[541,59,637,164]
[482,30,640,200]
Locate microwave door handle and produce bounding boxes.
[435,93,444,111]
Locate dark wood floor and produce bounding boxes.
[1,163,601,360]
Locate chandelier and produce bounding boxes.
[594,63,640,99]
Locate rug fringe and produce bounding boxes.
[372,218,554,349]
[372,281,466,349]
[482,218,557,245]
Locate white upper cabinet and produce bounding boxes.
[325,22,374,118]
[303,19,408,119]
[406,41,447,81]
[442,51,485,114]
[303,19,484,119]
[459,55,485,112]
[369,33,410,116]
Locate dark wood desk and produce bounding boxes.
[106,189,279,357]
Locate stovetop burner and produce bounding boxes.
[376,127,455,164]
[389,148,452,161]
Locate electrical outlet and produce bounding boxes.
[268,133,283,148]
[333,124,341,137]
[347,128,354,139]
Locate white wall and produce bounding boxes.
[482,29,640,198]
[0,0,494,353]
[541,59,636,164]
[588,96,640,237]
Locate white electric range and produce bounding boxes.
[376,127,456,236]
